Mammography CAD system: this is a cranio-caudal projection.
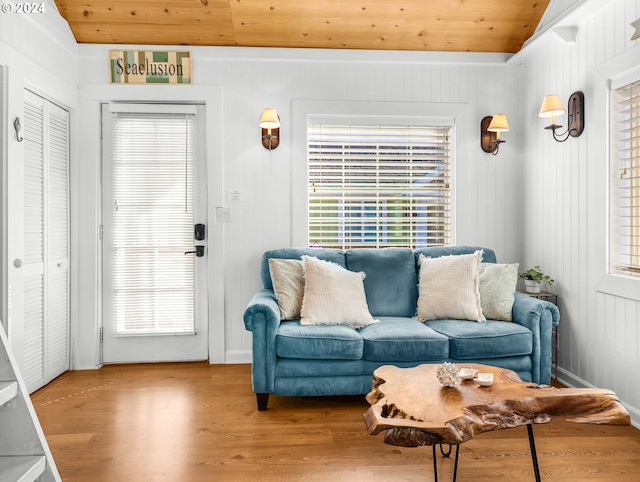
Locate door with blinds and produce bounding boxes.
[20,90,70,392]
[101,104,208,363]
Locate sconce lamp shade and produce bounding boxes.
[487,114,509,132]
[260,108,280,150]
[539,95,565,118]
[259,108,280,129]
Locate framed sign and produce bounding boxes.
[109,50,192,84]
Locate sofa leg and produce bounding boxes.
[256,393,269,411]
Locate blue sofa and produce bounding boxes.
[243,246,560,410]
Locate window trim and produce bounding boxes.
[292,100,469,247]
[596,274,640,302]
[596,45,640,300]
[608,79,640,277]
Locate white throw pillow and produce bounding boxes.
[300,255,378,328]
[268,258,304,320]
[417,251,485,322]
[479,263,519,321]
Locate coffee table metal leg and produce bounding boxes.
[432,444,438,482]
[452,444,460,482]
[527,424,542,482]
[439,444,452,457]
[431,444,460,482]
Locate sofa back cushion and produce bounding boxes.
[260,248,345,290]
[414,245,497,264]
[261,246,497,318]
[345,248,417,317]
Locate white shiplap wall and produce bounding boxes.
[515,0,640,423]
[203,55,524,361]
[76,47,523,365]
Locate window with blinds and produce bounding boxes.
[111,111,196,335]
[308,124,452,249]
[611,79,640,276]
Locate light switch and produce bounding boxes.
[216,207,232,223]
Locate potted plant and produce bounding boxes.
[519,266,555,294]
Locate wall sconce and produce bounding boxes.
[480,114,509,155]
[539,91,584,142]
[259,108,280,150]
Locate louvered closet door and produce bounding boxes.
[21,90,70,392]
[22,91,46,391]
[45,102,70,381]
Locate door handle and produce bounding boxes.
[185,245,205,257]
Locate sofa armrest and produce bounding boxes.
[511,292,560,385]
[243,289,281,332]
[243,289,281,394]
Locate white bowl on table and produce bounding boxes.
[474,373,494,387]
[458,368,479,380]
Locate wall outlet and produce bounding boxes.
[216,207,232,223]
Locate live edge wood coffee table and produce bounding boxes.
[364,363,630,482]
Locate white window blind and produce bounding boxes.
[308,124,452,249]
[611,80,640,276]
[111,112,196,335]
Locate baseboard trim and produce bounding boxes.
[223,350,251,364]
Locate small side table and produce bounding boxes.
[517,291,558,381]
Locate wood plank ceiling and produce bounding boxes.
[53,0,550,53]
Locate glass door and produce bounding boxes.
[101,103,208,363]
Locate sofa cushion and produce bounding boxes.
[479,262,519,321]
[417,251,485,322]
[425,319,532,359]
[414,245,497,264]
[276,321,363,360]
[360,317,449,361]
[268,258,304,320]
[300,256,378,328]
[260,248,345,290]
[345,248,418,318]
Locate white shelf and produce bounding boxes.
[0,381,18,406]
[0,455,46,482]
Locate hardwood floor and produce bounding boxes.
[31,363,640,481]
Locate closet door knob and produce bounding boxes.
[14,259,23,268]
